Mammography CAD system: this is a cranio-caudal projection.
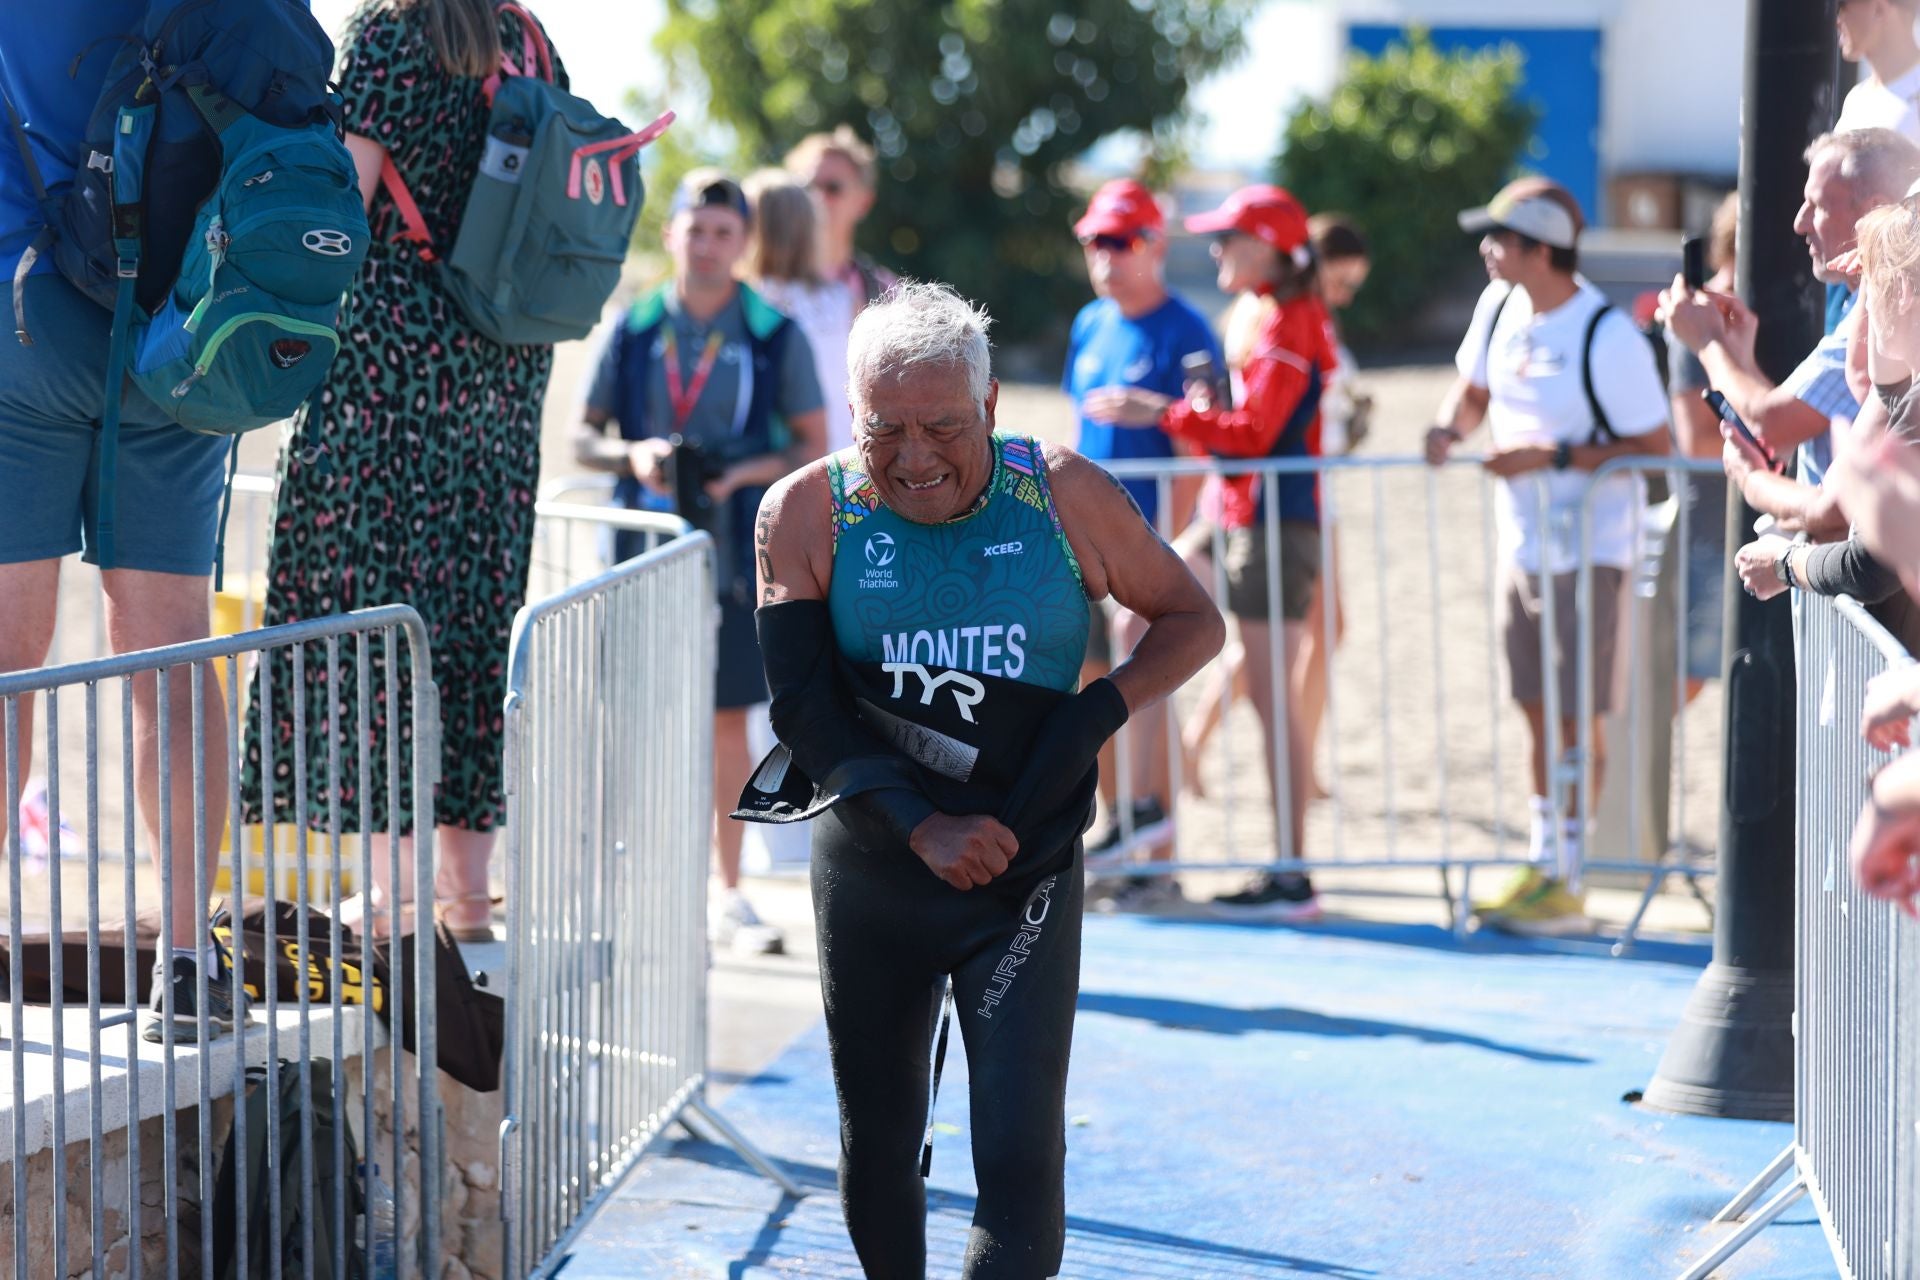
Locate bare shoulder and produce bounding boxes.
[1041,440,1149,525]
[759,456,834,537]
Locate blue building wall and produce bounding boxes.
[1348,24,1605,225]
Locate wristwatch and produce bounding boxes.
[1552,442,1574,470]
[1776,544,1798,591]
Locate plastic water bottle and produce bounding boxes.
[479,125,532,184]
[357,1164,399,1279]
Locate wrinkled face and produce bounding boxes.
[1083,231,1165,303]
[1797,152,1870,283]
[665,205,748,291]
[853,360,998,523]
[798,150,875,244]
[1320,255,1372,310]
[1211,231,1281,294]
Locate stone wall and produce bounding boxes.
[0,1050,502,1279]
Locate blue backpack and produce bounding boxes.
[6,0,368,571]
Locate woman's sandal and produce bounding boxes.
[436,892,497,944]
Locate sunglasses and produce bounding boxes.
[1081,232,1147,253]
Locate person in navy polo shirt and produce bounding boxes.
[1062,179,1221,907]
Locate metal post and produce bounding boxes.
[1643,0,1831,1122]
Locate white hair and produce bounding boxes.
[1807,128,1920,204]
[846,280,994,413]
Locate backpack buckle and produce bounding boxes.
[115,256,138,280]
[86,151,114,175]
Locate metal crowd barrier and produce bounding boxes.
[499,525,799,1279]
[1678,592,1917,1279]
[0,604,441,1278]
[1097,453,1723,943]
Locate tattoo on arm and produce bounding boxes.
[755,506,776,591]
[1097,466,1169,546]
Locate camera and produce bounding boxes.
[666,434,728,531]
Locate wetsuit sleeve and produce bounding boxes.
[997,677,1129,841]
[754,599,936,843]
[1160,336,1314,458]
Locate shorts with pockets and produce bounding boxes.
[0,274,227,574]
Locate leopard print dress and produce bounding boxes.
[242,3,561,834]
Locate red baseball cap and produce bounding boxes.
[1185,185,1311,255]
[1074,179,1165,240]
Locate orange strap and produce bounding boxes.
[379,154,437,261]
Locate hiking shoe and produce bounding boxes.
[1209,872,1322,923]
[710,889,786,956]
[1094,875,1185,915]
[1085,798,1174,875]
[142,941,246,1044]
[1474,873,1591,938]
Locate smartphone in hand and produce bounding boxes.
[1682,235,1707,291]
[1704,389,1781,472]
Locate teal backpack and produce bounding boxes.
[6,0,368,572]
[379,2,671,346]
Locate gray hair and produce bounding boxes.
[1806,128,1920,203]
[847,280,994,413]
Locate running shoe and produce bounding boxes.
[142,939,247,1044]
[1209,872,1322,923]
[1471,865,1549,915]
[1094,875,1186,915]
[1085,798,1174,874]
[710,888,786,956]
[1473,873,1591,938]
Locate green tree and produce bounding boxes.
[1277,30,1536,343]
[656,0,1252,344]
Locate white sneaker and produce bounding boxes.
[710,889,786,956]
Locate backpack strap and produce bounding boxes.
[1581,303,1617,446]
[2,89,59,346]
[378,156,438,261]
[1479,283,1513,378]
[483,2,554,100]
[95,103,159,571]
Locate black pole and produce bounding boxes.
[1642,0,1836,1121]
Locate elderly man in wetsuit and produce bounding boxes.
[739,281,1224,1279]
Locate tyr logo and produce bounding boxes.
[882,663,986,723]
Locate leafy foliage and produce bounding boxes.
[1277,30,1537,343]
[656,0,1252,343]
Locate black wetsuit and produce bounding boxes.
[744,438,1116,1277]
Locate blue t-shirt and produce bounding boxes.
[1063,292,1220,526]
[0,6,151,280]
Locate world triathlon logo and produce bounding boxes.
[866,532,896,567]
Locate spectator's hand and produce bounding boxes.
[1850,756,1920,916]
[627,438,674,497]
[1083,386,1174,428]
[909,813,1018,890]
[1734,534,1792,601]
[1718,293,1761,367]
[1181,378,1215,414]
[706,464,744,504]
[1861,666,1920,751]
[1482,444,1553,478]
[1424,426,1458,467]
[1657,277,1726,353]
[1720,422,1780,493]
[1828,248,1864,281]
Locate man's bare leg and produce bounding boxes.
[0,560,60,805]
[103,567,225,950]
[714,707,751,890]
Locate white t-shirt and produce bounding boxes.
[755,277,858,453]
[1838,61,1920,142]
[1455,278,1670,574]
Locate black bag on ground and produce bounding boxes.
[210,1057,363,1280]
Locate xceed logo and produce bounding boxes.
[865,532,896,567]
[302,229,354,256]
[981,541,1023,558]
[978,875,1057,1018]
[882,662,986,723]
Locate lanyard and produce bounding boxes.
[663,328,725,430]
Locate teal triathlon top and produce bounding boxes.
[826,434,1090,693]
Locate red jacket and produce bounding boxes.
[1161,292,1336,529]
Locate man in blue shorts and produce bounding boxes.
[1062,179,1222,904]
[0,7,244,1040]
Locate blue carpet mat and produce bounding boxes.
[557,916,1833,1279]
